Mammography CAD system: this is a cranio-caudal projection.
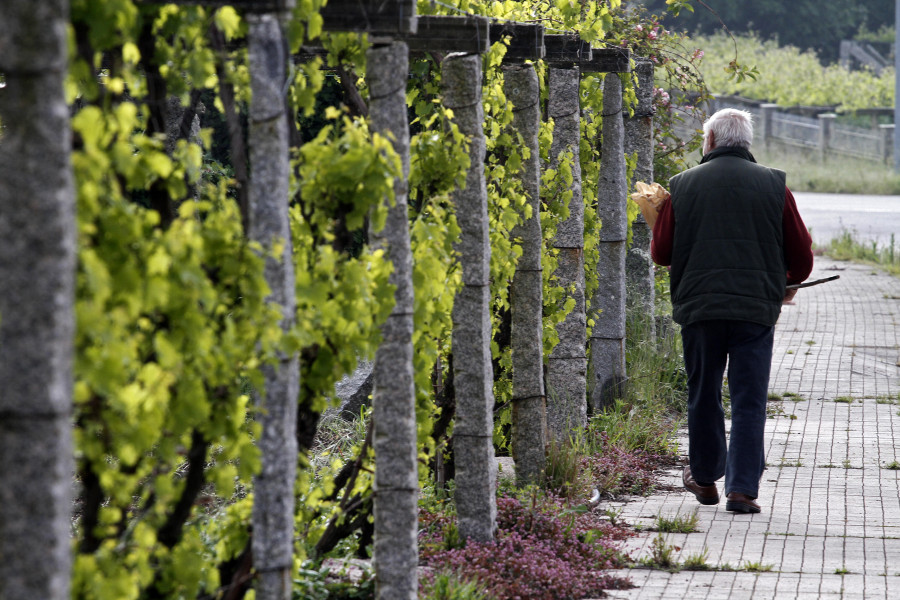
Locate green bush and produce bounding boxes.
[690,32,895,111]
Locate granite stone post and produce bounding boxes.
[589,73,628,413]
[625,59,655,333]
[759,103,778,151]
[880,123,894,165]
[442,53,496,543]
[504,63,547,485]
[367,41,419,600]
[0,1,75,597]
[818,113,836,160]
[546,67,588,441]
[247,14,299,600]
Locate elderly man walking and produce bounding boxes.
[649,108,814,513]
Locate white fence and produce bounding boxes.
[710,95,895,164]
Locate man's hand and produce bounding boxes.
[783,288,798,305]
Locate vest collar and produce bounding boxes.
[700,146,757,165]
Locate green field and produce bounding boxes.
[752,145,900,195]
[676,32,900,195]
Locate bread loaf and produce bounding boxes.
[630,181,669,228]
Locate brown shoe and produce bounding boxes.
[725,492,761,514]
[683,466,719,505]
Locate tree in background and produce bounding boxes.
[633,0,894,63]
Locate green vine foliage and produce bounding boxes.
[291,116,398,417]
[539,130,576,359]
[403,23,535,448]
[407,109,467,455]
[481,40,528,412]
[289,115,402,557]
[534,63,573,364]
[60,0,719,595]
[67,3,330,598]
[417,0,706,452]
[70,51,279,600]
[692,31,895,112]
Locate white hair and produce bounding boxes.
[703,108,753,152]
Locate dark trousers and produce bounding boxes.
[681,320,773,498]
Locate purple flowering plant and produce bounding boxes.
[583,431,672,498]
[420,493,635,600]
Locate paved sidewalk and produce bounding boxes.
[603,256,900,599]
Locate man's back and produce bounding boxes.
[667,146,787,327]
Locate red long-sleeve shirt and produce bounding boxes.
[650,186,814,286]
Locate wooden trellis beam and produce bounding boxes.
[406,15,491,54]
[581,47,631,73]
[294,45,328,63]
[181,3,626,73]
[320,0,417,35]
[135,0,629,74]
[543,34,591,65]
[491,21,544,62]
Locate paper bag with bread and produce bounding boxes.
[630,181,669,229]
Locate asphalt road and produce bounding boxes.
[793,192,900,249]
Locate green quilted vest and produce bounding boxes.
[668,147,787,326]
